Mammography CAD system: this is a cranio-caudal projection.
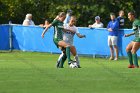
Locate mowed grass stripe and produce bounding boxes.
[0,51,140,93]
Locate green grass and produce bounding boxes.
[0,51,140,93]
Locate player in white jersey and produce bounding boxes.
[57,16,85,68]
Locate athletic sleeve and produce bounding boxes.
[75,27,79,34]
[51,19,58,26]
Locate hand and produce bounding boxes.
[108,28,112,32]
[88,25,93,28]
[124,34,130,37]
[83,35,86,38]
[41,34,44,38]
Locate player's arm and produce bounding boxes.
[75,27,86,38]
[124,32,135,37]
[125,25,138,37]
[76,33,86,38]
[41,24,52,38]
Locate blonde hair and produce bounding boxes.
[58,12,66,17]
[70,16,76,20]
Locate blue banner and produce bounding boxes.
[0,25,140,56]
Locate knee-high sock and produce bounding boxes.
[74,55,80,65]
[127,51,133,65]
[59,53,67,68]
[132,53,139,67]
[66,46,71,62]
[58,52,63,62]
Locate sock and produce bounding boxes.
[132,53,139,67]
[127,51,133,65]
[74,55,80,66]
[59,54,67,68]
[58,52,63,62]
[66,46,71,63]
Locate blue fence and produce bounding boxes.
[0,25,139,56]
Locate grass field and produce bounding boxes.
[0,51,140,93]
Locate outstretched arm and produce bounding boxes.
[41,24,52,38]
[76,33,86,38]
[124,32,135,37]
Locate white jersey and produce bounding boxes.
[22,19,35,26]
[63,24,79,45]
[91,22,104,28]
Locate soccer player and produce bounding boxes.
[124,11,140,68]
[57,16,86,68]
[41,12,75,67]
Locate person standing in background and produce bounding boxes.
[22,13,35,26]
[107,13,119,61]
[88,16,104,28]
[39,19,50,28]
[117,10,125,28]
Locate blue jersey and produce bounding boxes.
[117,16,125,28]
[107,19,119,36]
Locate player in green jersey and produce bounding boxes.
[41,12,75,67]
[125,11,140,68]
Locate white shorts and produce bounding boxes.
[108,36,118,46]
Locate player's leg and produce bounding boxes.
[59,48,67,68]
[131,42,140,68]
[70,46,81,67]
[59,53,67,68]
[58,40,72,64]
[56,51,64,68]
[126,42,134,68]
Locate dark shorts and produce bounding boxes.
[53,38,63,48]
[133,37,140,42]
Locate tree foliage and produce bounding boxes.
[0,0,140,27]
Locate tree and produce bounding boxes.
[0,0,139,27]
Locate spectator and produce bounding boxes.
[64,9,73,24]
[88,16,104,28]
[107,13,119,60]
[22,13,35,26]
[39,19,50,28]
[117,10,125,28]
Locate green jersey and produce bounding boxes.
[51,19,63,40]
[132,19,140,38]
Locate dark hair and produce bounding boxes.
[45,19,50,23]
[128,11,136,17]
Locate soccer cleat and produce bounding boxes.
[68,60,75,65]
[77,65,81,68]
[128,65,135,68]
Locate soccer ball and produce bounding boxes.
[69,61,78,68]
